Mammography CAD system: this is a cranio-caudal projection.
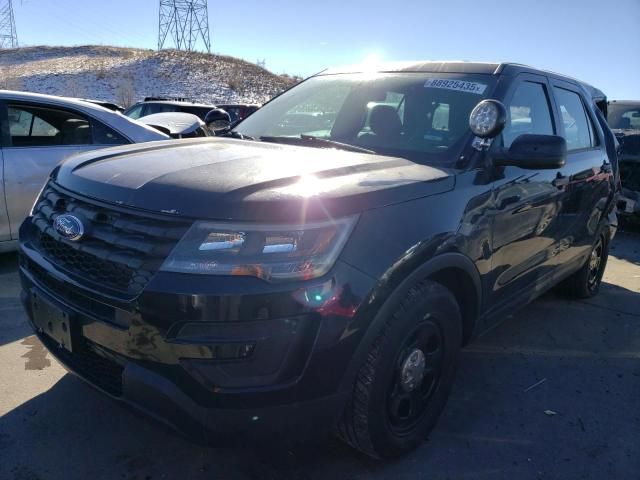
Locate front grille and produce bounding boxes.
[39,333,124,396]
[28,182,190,298]
[21,255,123,326]
[37,232,143,292]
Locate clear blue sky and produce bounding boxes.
[13,0,640,99]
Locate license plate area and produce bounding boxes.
[31,290,75,352]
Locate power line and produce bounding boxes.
[0,0,18,48]
[158,0,211,53]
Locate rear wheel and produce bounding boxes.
[562,229,610,299]
[337,280,462,459]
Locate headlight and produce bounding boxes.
[161,215,358,281]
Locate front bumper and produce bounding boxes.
[19,231,376,442]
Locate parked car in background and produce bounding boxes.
[19,62,618,459]
[608,100,640,221]
[216,103,260,123]
[78,99,125,113]
[0,90,169,253]
[138,112,210,139]
[123,98,219,121]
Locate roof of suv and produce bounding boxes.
[323,61,604,99]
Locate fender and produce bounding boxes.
[338,252,482,394]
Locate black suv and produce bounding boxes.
[123,98,218,121]
[19,62,618,458]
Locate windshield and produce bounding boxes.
[608,104,640,130]
[234,72,496,165]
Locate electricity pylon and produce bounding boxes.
[0,0,18,49]
[158,0,211,53]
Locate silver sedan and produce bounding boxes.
[0,90,169,252]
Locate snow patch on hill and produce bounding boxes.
[0,45,294,106]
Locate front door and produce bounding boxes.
[2,101,103,239]
[486,73,567,309]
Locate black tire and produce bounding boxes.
[562,228,610,299]
[337,280,462,459]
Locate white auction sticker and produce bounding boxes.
[424,79,487,95]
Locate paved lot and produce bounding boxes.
[1,232,639,480]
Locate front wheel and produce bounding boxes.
[337,280,462,459]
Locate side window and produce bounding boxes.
[223,107,241,123]
[553,87,597,151]
[503,82,554,147]
[125,104,144,119]
[432,103,450,131]
[7,104,92,147]
[146,103,178,115]
[92,121,129,145]
[621,110,640,129]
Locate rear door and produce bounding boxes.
[547,80,612,263]
[2,101,128,238]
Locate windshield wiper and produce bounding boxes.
[259,135,375,154]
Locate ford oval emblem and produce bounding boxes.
[54,214,85,241]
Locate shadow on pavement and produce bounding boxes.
[609,231,640,266]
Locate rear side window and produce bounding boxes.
[92,121,129,145]
[432,103,449,131]
[608,104,640,130]
[125,103,144,119]
[7,104,92,147]
[223,106,242,123]
[503,82,554,147]
[553,87,597,151]
[145,103,179,115]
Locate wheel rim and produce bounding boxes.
[386,315,444,435]
[587,236,604,289]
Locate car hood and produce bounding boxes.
[55,138,455,222]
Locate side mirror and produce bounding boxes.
[204,108,231,134]
[493,134,567,170]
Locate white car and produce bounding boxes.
[0,90,169,252]
[138,112,211,138]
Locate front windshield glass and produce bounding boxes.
[234,72,496,165]
[608,104,640,130]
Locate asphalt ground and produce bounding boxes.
[1,231,639,480]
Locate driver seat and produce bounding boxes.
[359,104,403,146]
